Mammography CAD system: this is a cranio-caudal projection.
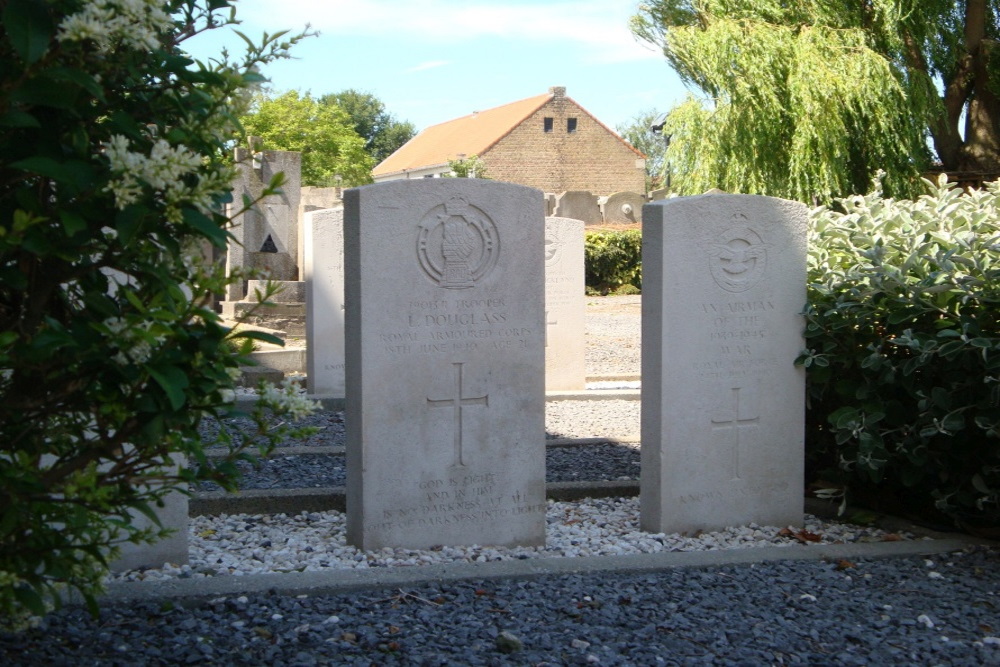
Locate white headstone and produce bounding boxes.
[544,216,586,391]
[304,207,346,397]
[640,194,807,534]
[345,180,546,550]
[110,455,188,572]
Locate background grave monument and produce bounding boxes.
[344,179,546,550]
[640,194,807,534]
[221,143,305,335]
[544,216,586,391]
[553,190,602,225]
[304,207,346,397]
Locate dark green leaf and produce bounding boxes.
[59,211,87,236]
[182,208,227,246]
[115,206,144,246]
[231,329,284,346]
[0,109,40,128]
[42,67,105,100]
[2,0,54,64]
[9,156,65,180]
[9,77,79,108]
[13,584,47,616]
[147,364,189,410]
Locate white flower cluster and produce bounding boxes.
[103,316,166,365]
[57,0,173,52]
[260,379,319,422]
[103,134,221,221]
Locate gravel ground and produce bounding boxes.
[4,547,999,665]
[197,398,640,452]
[6,295,1000,664]
[196,442,640,492]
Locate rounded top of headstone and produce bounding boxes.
[603,191,645,224]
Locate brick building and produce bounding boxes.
[372,87,646,195]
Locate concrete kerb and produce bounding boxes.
[100,537,990,605]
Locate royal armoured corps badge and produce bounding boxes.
[417,196,500,289]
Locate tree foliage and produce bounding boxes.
[321,89,416,164]
[632,1,1000,202]
[0,0,317,626]
[616,109,668,191]
[239,90,374,187]
[446,154,488,179]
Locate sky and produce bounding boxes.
[184,0,692,136]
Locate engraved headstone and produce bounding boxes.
[544,216,586,390]
[345,180,546,550]
[304,207,346,397]
[640,194,807,534]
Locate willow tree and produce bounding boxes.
[631,1,1000,202]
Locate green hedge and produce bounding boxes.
[584,230,642,294]
[799,177,1000,527]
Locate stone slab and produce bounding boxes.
[553,191,601,225]
[304,208,346,397]
[544,217,586,390]
[344,179,546,550]
[640,194,807,535]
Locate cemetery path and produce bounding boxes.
[586,294,641,377]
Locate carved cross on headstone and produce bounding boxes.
[710,387,759,481]
[427,362,489,468]
[545,310,558,347]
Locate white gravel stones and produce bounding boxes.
[114,496,918,582]
[546,399,640,440]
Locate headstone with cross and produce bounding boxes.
[344,179,546,550]
[640,194,807,534]
[544,216,586,390]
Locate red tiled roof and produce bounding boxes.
[372,93,552,177]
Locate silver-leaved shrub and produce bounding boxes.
[800,175,1000,528]
[0,0,315,626]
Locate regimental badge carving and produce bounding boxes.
[417,197,499,289]
[706,214,771,293]
[545,224,565,267]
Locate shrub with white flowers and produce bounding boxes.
[0,0,315,626]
